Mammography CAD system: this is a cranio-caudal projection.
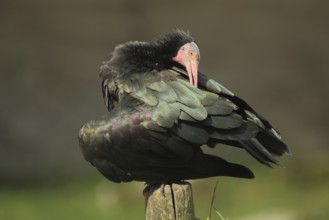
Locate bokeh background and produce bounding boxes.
[1,0,328,219]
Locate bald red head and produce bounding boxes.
[173,42,200,87]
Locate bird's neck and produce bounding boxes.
[108,41,177,76]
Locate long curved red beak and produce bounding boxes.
[173,42,200,87]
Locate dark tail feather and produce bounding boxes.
[208,132,288,167]
[256,132,290,156]
[240,138,279,167]
[193,154,255,179]
[239,130,289,166]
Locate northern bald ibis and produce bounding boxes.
[78,30,289,183]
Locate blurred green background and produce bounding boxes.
[1,0,329,219]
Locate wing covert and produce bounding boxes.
[100,67,288,167]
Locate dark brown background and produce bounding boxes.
[1,0,328,218]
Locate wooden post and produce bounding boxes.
[144,182,199,220]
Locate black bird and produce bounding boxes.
[78,30,289,183]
